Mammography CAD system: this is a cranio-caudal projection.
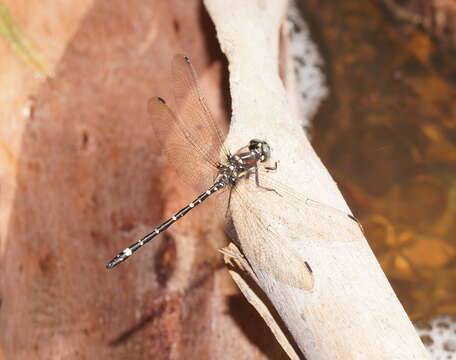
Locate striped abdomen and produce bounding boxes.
[106,181,225,269]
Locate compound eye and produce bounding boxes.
[248,139,261,150]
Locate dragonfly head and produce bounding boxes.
[249,139,271,162]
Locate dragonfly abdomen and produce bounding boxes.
[106,181,225,269]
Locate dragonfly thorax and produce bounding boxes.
[217,159,243,185]
[216,139,271,186]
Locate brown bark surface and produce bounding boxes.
[0,1,288,359]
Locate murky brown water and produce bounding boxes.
[304,0,456,320]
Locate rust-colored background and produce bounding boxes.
[0,1,289,359]
[1,0,455,359]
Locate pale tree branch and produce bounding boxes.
[204,0,430,358]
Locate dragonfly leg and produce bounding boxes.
[254,164,281,196]
[225,187,233,218]
[264,161,278,171]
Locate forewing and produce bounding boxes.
[147,97,217,192]
[254,170,364,242]
[171,54,230,165]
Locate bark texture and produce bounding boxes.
[0,0,288,359]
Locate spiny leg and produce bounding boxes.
[254,163,281,196]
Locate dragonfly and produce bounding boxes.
[106,55,361,288]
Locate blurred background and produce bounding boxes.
[0,0,455,359]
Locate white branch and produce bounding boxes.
[204,0,430,359]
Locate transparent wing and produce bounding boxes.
[252,170,364,240]
[229,186,315,290]
[147,96,218,192]
[225,170,364,288]
[171,54,230,165]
